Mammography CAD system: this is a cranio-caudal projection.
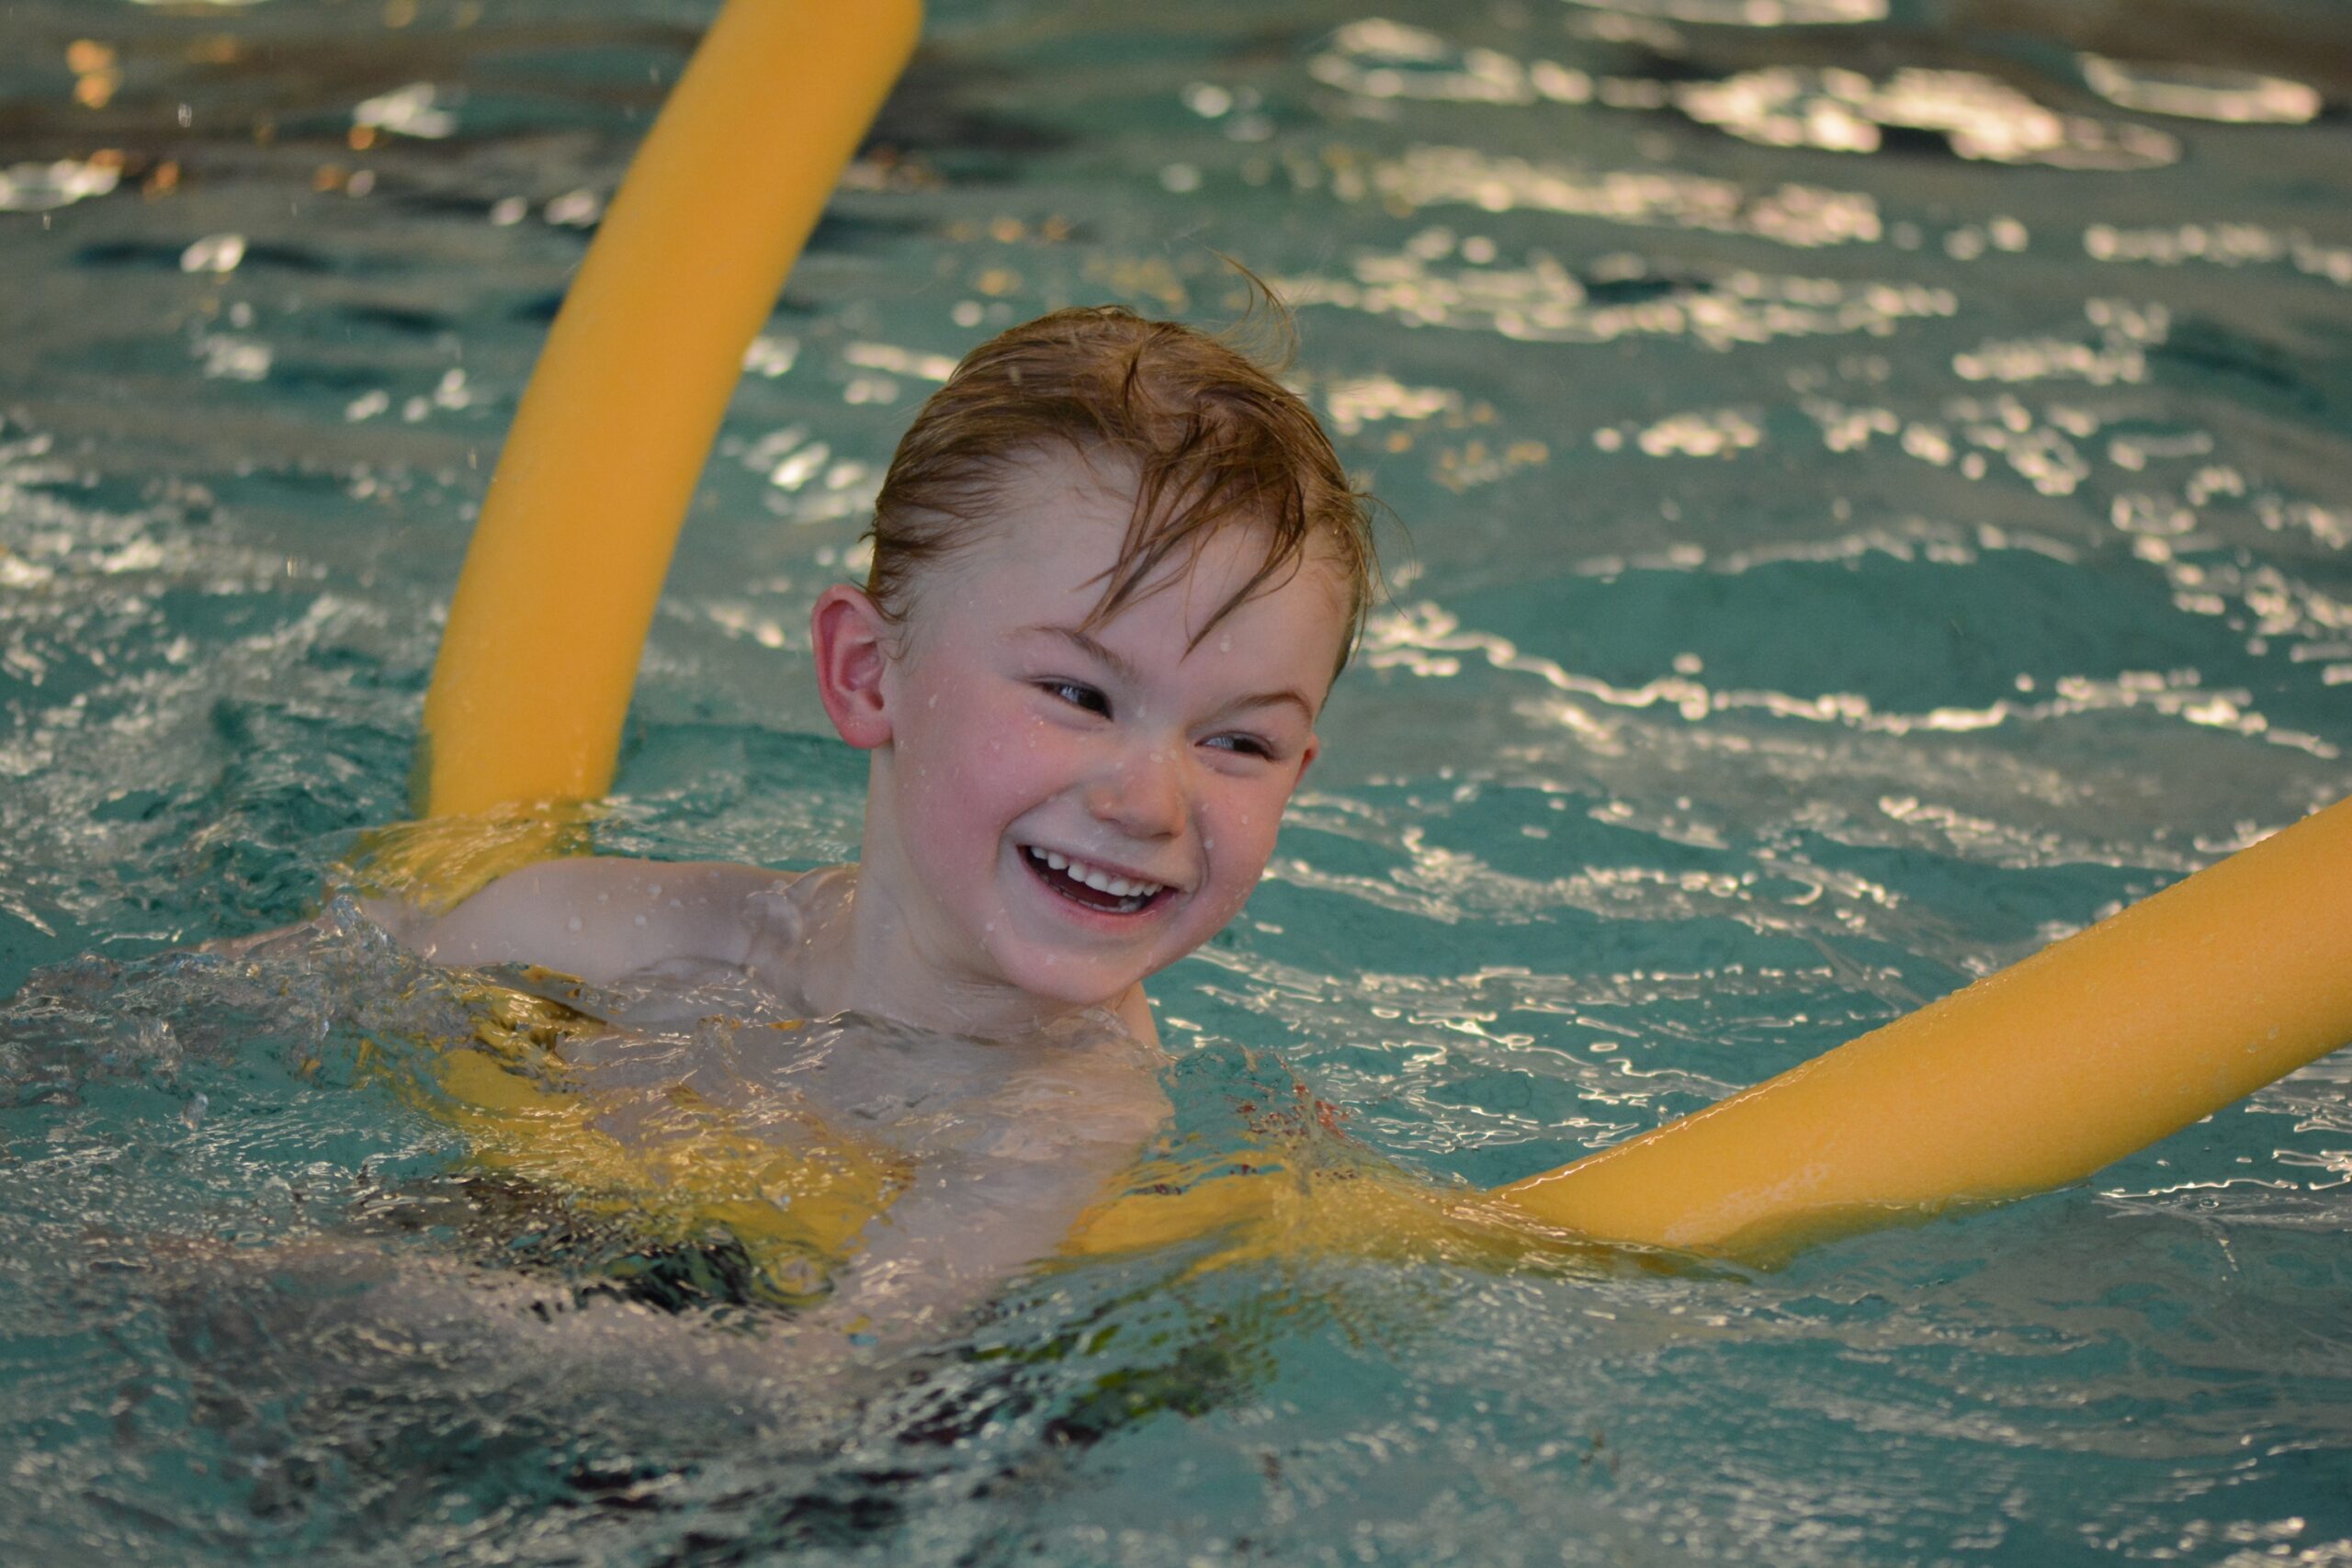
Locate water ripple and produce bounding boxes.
[1352,146,1883,248]
[1275,246,1951,346]
[1676,65,2180,167]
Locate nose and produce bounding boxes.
[1082,744,1187,840]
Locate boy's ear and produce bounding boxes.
[810,585,896,750]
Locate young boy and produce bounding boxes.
[368,305,1382,1356]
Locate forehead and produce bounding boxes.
[921,446,1351,649]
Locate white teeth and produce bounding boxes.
[1025,847,1164,899]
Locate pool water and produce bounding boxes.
[5,0,2352,1561]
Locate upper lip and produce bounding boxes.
[1020,842,1188,894]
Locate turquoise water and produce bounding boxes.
[5,0,2352,1560]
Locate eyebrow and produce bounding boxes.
[1024,625,1141,685]
[1018,624,1319,722]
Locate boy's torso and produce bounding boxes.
[484,863,1173,1331]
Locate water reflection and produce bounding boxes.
[1563,0,1887,24]
[1309,21,2183,168]
[353,81,459,141]
[1674,65,2179,167]
[1274,243,1951,345]
[1363,595,2334,758]
[1310,19,1597,107]
[0,154,120,212]
[2078,54,2322,124]
[1335,147,1883,248]
[2086,220,2352,287]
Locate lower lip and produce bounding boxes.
[1019,849,1172,922]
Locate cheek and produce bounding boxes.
[897,692,1066,844]
[1199,777,1296,910]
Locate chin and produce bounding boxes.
[989,943,1155,1016]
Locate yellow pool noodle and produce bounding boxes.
[417,0,922,820]
[405,0,2352,1266]
[1489,794,2352,1257]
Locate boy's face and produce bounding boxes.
[854,447,1350,1023]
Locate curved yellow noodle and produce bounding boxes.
[371,987,907,1303]
[1061,792,2352,1263]
[1487,794,2352,1258]
[417,0,924,821]
[390,0,925,1287]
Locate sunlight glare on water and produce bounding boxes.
[2,0,2349,1561]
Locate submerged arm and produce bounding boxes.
[372,857,792,987]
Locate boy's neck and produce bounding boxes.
[802,863,1154,1044]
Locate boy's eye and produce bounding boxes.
[1204,732,1275,760]
[1039,680,1111,716]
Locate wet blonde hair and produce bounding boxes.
[865,303,1378,674]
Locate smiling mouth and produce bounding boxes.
[1022,846,1170,916]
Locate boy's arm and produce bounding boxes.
[372,858,791,987]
